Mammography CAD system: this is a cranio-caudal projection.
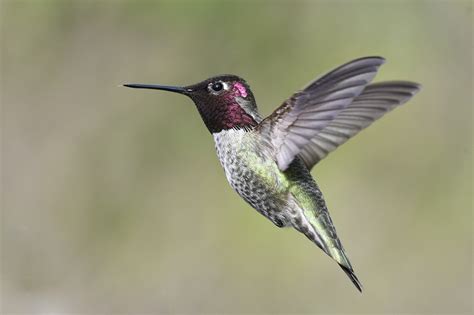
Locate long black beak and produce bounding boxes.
[123,83,189,95]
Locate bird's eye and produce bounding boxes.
[211,82,223,92]
[208,81,229,95]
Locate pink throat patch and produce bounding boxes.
[233,82,248,98]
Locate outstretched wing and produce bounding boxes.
[258,57,386,171]
[298,81,421,170]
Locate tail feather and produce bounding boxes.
[289,189,364,292]
[340,264,363,292]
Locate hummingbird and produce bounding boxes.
[124,57,420,292]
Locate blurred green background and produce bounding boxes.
[1,0,472,313]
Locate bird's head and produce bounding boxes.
[124,75,260,133]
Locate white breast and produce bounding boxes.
[212,129,247,179]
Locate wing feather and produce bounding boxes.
[298,81,421,169]
[257,56,386,171]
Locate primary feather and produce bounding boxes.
[298,81,421,169]
[258,56,386,171]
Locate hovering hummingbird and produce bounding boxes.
[124,57,420,292]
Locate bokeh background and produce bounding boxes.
[1,0,472,313]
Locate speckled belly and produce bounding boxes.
[213,129,290,227]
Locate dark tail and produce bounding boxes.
[339,264,363,293]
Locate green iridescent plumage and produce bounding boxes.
[213,128,360,289]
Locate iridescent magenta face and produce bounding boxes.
[233,82,248,98]
[184,75,258,133]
